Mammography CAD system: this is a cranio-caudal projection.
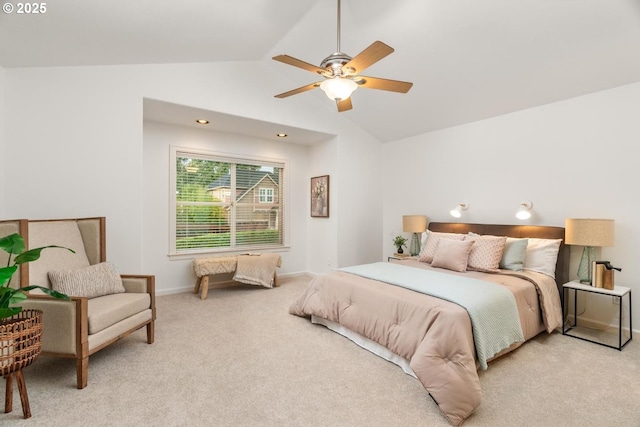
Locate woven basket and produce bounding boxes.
[0,309,43,377]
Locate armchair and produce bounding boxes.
[3,217,155,389]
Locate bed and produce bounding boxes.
[289,222,569,426]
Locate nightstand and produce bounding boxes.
[562,281,632,350]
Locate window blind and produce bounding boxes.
[174,152,285,253]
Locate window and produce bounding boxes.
[170,147,287,255]
[258,188,274,203]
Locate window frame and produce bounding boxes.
[169,146,289,259]
[258,187,274,204]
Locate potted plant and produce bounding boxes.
[392,235,408,254]
[1,232,72,417]
[0,233,72,319]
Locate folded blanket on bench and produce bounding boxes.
[234,253,282,288]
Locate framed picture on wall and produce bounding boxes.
[311,175,329,218]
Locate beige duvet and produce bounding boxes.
[289,260,562,426]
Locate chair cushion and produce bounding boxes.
[48,262,125,298]
[87,292,151,335]
[28,220,91,289]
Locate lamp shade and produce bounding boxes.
[565,218,615,247]
[403,215,427,233]
[320,77,358,101]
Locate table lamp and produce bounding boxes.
[403,215,428,256]
[564,218,615,284]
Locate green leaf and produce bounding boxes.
[0,233,25,255]
[13,245,75,265]
[8,289,27,305]
[0,265,18,286]
[0,286,14,296]
[0,306,21,318]
[20,285,70,301]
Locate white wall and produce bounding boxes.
[383,82,640,330]
[306,137,339,274]
[143,121,310,293]
[2,61,383,293]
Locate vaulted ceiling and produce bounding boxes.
[2,0,640,142]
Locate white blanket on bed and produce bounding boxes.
[339,262,525,370]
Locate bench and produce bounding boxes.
[192,254,281,299]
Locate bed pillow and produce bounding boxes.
[523,238,562,278]
[431,239,475,272]
[48,262,125,298]
[418,231,466,263]
[499,237,529,271]
[465,234,507,272]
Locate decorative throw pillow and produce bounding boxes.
[465,234,507,272]
[499,237,529,271]
[418,231,466,263]
[523,238,562,278]
[431,239,475,272]
[48,262,125,298]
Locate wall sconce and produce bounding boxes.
[403,215,428,256]
[449,203,469,218]
[516,200,533,220]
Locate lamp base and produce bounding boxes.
[410,233,421,257]
[577,246,596,284]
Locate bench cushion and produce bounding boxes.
[87,292,151,335]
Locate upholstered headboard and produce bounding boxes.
[427,222,569,287]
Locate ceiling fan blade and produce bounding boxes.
[355,76,413,93]
[342,41,394,75]
[337,97,352,112]
[274,82,322,98]
[272,55,326,75]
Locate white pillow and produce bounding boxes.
[48,262,125,298]
[523,238,562,278]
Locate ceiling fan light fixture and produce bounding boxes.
[320,77,358,101]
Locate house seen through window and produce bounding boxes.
[172,149,285,253]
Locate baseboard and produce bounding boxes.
[155,271,313,296]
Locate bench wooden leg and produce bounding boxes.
[200,275,210,300]
[273,272,279,287]
[194,276,202,294]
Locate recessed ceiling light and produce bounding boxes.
[277,133,288,138]
[195,119,209,125]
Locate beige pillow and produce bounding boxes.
[418,231,466,263]
[431,239,475,272]
[466,234,507,272]
[48,262,125,298]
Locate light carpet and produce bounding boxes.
[3,275,639,426]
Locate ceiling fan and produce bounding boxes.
[272,0,413,112]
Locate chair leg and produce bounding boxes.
[146,321,155,344]
[15,370,31,419]
[4,373,13,414]
[76,356,88,389]
[193,276,202,294]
